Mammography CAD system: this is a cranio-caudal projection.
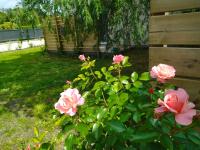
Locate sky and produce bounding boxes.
[0,0,21,9]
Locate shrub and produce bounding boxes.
[0,22,17,30]
[33,55,200,150]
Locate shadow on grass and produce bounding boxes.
[0,48,81,115]
[0,47,148,116]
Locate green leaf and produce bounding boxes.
[125,104,137,112]
[130,131,159,142]
[139,72,150,81]
[122,56,131,67]
[107,120,126,132]
[39,142,54,150]
[122,56,129,65]
[173,132,187,140]
[107,94,118,107]
[132,111,141,123]
[32,137,40,143]
[78,74,86,80]
[108,66,114,71]
[34,127,39,137]
[64,134,76,150]
[120,112,131,122]
[92,81,105,90]
[95,89,101,97]
[160,134,173,150]
[95,71,102,79]
[75,123,89,137]
[120,76,129,84]
[133,81,143,88]
[112,82,122,92]
[110,106,118,118]
[39,132,47,142]
[106,135,117,147]
[187,130,200,145]
[101,67,107,74]
[92,123,100,140]
[97,108,107,120]
[118,93,129,106]
[131,72,138,82]
[125,83,131,89]
[82,91,90,99]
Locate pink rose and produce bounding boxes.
[54,88,85,116]
[26,145,31,150]
[155,88,196,126]
[113,54,124,64]
[79,54,86,61]
[150,64,175,83]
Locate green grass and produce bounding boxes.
[0,47,113,148]
[0,47,147,148]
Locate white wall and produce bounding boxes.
[0,39,45,52]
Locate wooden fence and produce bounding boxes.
[43,17,98,53]
[149,0,200,106]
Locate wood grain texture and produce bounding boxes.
[170,78,200,107]
[149,47,200,78]
[149,31,200,45]
[151,0,200,13]
[150,12,200,32]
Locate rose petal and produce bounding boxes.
[150,66,158,78]
[54,102,65,114]
[175,109,196,126]
[78,98,85,105]
[155,106,168,113]
[67,108,77,116]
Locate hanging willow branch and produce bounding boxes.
[16,0,149,50]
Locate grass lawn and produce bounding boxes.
[0,47,148,149]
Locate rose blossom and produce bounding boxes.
[150,64,175,83]
[79,54,86,61]
[54,88,84,116]
[155,88,196,126]
[113,54,124,64]
[26,145,31,150]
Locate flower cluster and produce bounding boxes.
[50,54,199,149]
[55,55,197,125]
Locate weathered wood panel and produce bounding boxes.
[151,0,200,13]
[170,78,200,106]
[149,31,200,45]
[149,47,200,78]
[150,12,200,32]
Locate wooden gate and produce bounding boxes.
[149,0,200,106]
[43,17,98,53]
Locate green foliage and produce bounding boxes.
[16,0,149,49]
[47,55,200,149]
[0,22,17,29]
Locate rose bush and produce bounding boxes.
[35,55,199,150]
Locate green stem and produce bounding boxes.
[90,67,97,80]
[101,90,108,106]
[118,66,121,79]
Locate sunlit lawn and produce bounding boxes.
[0,47,111,148]
[0,47,147,148]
